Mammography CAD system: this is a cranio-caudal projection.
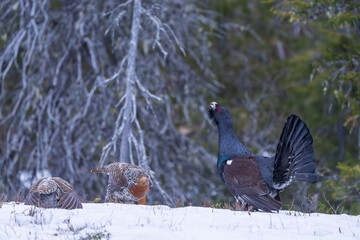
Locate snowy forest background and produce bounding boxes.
[0,0,359,215]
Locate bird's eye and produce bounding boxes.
[217,108,221,112]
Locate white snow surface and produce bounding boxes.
[0,202,359,240]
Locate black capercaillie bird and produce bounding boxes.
[25,177,83,209]
[208,102,317,212]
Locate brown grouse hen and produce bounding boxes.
[25,177,83,209]
[91,162,152,205]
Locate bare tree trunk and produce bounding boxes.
[120,0,142,164]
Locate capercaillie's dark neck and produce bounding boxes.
[217,121,252,158]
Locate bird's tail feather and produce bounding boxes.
[273,115,317,190]
[90,167,108,174]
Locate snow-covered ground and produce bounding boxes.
[0,202,359,240]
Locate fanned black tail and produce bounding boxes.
[273,115,317,190]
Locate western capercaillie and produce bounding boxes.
[91,162,153,205]
[25,177,83,210]
[209,102,317,212]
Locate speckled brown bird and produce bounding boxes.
[25,177,83,209]
[91,162,153,205]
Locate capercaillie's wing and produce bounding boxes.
[223,156,281,212]
[50,177,82,209]
[25,177,48,206]
[25,191,41,206]
[108,163,130,188]
[28,177,48,193]
[58,192,83,209]
[51,177,75,193]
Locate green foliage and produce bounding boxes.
[271,0,360,27]
[81,231,111,240]
[210,201,234,209]
[49,0,62,11]
[211,202,226,209]
[312,30,360,123]
[262,0,360,215]
[325,162,360,214]
[327,12,360,28]
[271,0,360,124]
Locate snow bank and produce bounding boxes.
[0,202,359,239]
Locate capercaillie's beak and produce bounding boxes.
[210,101,218,110]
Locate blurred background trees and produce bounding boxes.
[270,0,360,214]
[0,0,358,214]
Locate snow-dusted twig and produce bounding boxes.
[143,9,186,59]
